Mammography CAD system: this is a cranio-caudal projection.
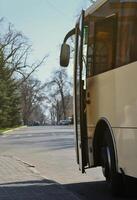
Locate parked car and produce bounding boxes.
[58,119,71,125]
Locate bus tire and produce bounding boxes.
[101,130,124,196]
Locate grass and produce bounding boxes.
[0,125,25,134]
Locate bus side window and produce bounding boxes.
[87,45,94,77]
[93,16,117,76]
[116,4,137,66]
[87,20,94,77]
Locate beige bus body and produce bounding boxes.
[60,0,137,193]
[82,0,137,180]
[87,61,137,178]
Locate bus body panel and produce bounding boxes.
[60,0,137,185]
[86,61,137,177]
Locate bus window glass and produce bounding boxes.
[116,3,137,66]
[82,26,88,89]
[87,20,94,77]
[93,17,116,75]
[86,2,137,77]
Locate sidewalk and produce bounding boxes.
[0,155,80,200]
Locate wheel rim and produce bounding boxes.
[101,146,111,180]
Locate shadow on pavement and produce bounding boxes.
[0,179,136,200]
[0,179,74,200]
[65,181,119,200]
[65,180,137,200]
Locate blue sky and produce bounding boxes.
[0,0,91,82]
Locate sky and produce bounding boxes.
[0,0,92,82]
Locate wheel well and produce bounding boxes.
[93,118,116,167]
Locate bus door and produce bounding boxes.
[74,10,88,173]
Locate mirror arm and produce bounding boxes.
[63,28,75,43]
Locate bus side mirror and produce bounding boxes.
[60,43,70,67]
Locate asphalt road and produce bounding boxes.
[0,126,134,200]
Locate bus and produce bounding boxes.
[60,0,137,195]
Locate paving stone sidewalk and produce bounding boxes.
[0,155,80,200]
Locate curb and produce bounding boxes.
[1,126,27,134]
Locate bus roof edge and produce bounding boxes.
[85,0,108,17]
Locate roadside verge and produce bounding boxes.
[0,126,27,135]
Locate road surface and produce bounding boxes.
[0,126,133,200]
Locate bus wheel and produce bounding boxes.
[101,146,111,181]
[101,131,124,196]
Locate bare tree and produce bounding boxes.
[46,93,62,124]
[20,77,46,125]
[0,19,48,82]
[0,18,49,127]
[44,69,72,124]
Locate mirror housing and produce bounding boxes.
[60,43,70,67]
